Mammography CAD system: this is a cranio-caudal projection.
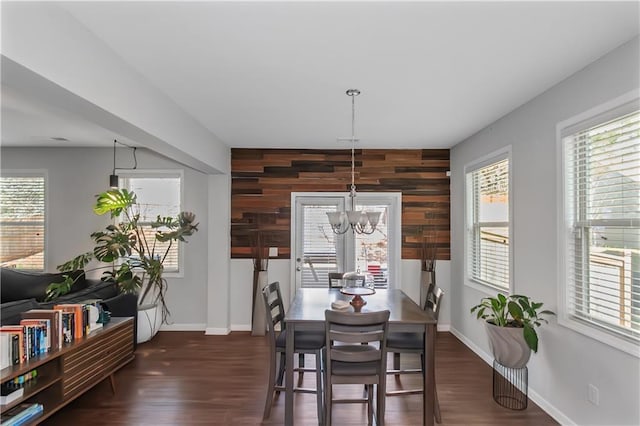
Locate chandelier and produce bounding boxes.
[326,89,381,235]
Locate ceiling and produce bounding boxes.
[2,1,639,149]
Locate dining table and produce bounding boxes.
[284,288,437,426]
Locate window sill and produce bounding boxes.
[464,277,509,297]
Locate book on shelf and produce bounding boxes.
[0,333,11,370]
[0,327,25,364]
[1,369,38,404]
[53,304,86,340]
[61,312,75,343]
[21,309,63,350]
[0,387,24,405]
[0,402,43,426]
[0,333,21,367]
[19,320,49,354]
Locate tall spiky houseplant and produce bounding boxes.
[250,228,270,336]
[46,188,198,324]
[419,224,438,308]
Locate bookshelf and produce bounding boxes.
[0,317,134,424]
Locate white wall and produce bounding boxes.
[0,147,210,329]
[229,259,452,332]
[2,2,229,174]
[450,37,640,425]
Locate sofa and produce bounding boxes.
[0,267,138,347]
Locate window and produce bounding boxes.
[292,192,401,290]
[120,172,182,273]
[559,95,639,354]
[0,173,46,270]
[465,150,511,292]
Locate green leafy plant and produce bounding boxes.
[46,188,198,323]
[470,294,555,352]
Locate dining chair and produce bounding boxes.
[328,272,346,288]
[329,272,367,288]
[386,286,444,423]
[261,281,325,424]
[324,309,390,426]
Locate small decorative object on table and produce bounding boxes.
[339,270,375,312]
[339,287,375,312]
[330,300,350,310]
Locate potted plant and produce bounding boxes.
[46,188,198,340]
[418,224,438,309]
[470,294,554,368]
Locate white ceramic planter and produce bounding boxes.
[419,268,436,309]
[485,322,532,369]
[251,270,269,336]
[137,303,162,344]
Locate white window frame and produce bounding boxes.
[0,170,48,271]
[557,90,640,357]
[464,147,513,295]
[118,169,185,278]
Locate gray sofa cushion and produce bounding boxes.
[0,268,88,303]
[40,280,118,307]
[0,298,41,325]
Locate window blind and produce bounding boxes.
[354,203,389,287]
[121,175,181,272]
[0,176,45,270]
[301,204,340,287]
[467,158,510,290]
[563,110,640,343]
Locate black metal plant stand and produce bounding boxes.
[492,360,528,410]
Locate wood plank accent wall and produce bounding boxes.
[231,149,450,260]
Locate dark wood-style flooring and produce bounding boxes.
[46,331,558,425]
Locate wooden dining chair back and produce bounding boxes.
[386,286,444,423]
[328,272,345,288]
[262,281,325,424]
[324,309,390,426]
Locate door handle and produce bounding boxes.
[296,267,301,271]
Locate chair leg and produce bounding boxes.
[435,386,442,424]
[367,384,374,426]
[263,350,277,420]
[393,352,400,378]
[378,372,386,426]
[298,353,305,387]
[276,352,286,392]
[325,381,332,426]
[315,351,324,425]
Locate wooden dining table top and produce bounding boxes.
[285,288,437,325]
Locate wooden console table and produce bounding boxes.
[0,317,135,424]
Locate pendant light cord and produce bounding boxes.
[351,92,356,194]
[113,139,138,171]
[112,139,117,175]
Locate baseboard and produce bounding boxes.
[448,326,493,365]
[527,388,575,425]
[437,323,450,332]
[159,323,206,332]
[205,327,230,335]
[231,324,252,332]
[448,326,575,426]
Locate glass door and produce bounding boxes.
[292,196,350,288]
[292,192,401,291]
